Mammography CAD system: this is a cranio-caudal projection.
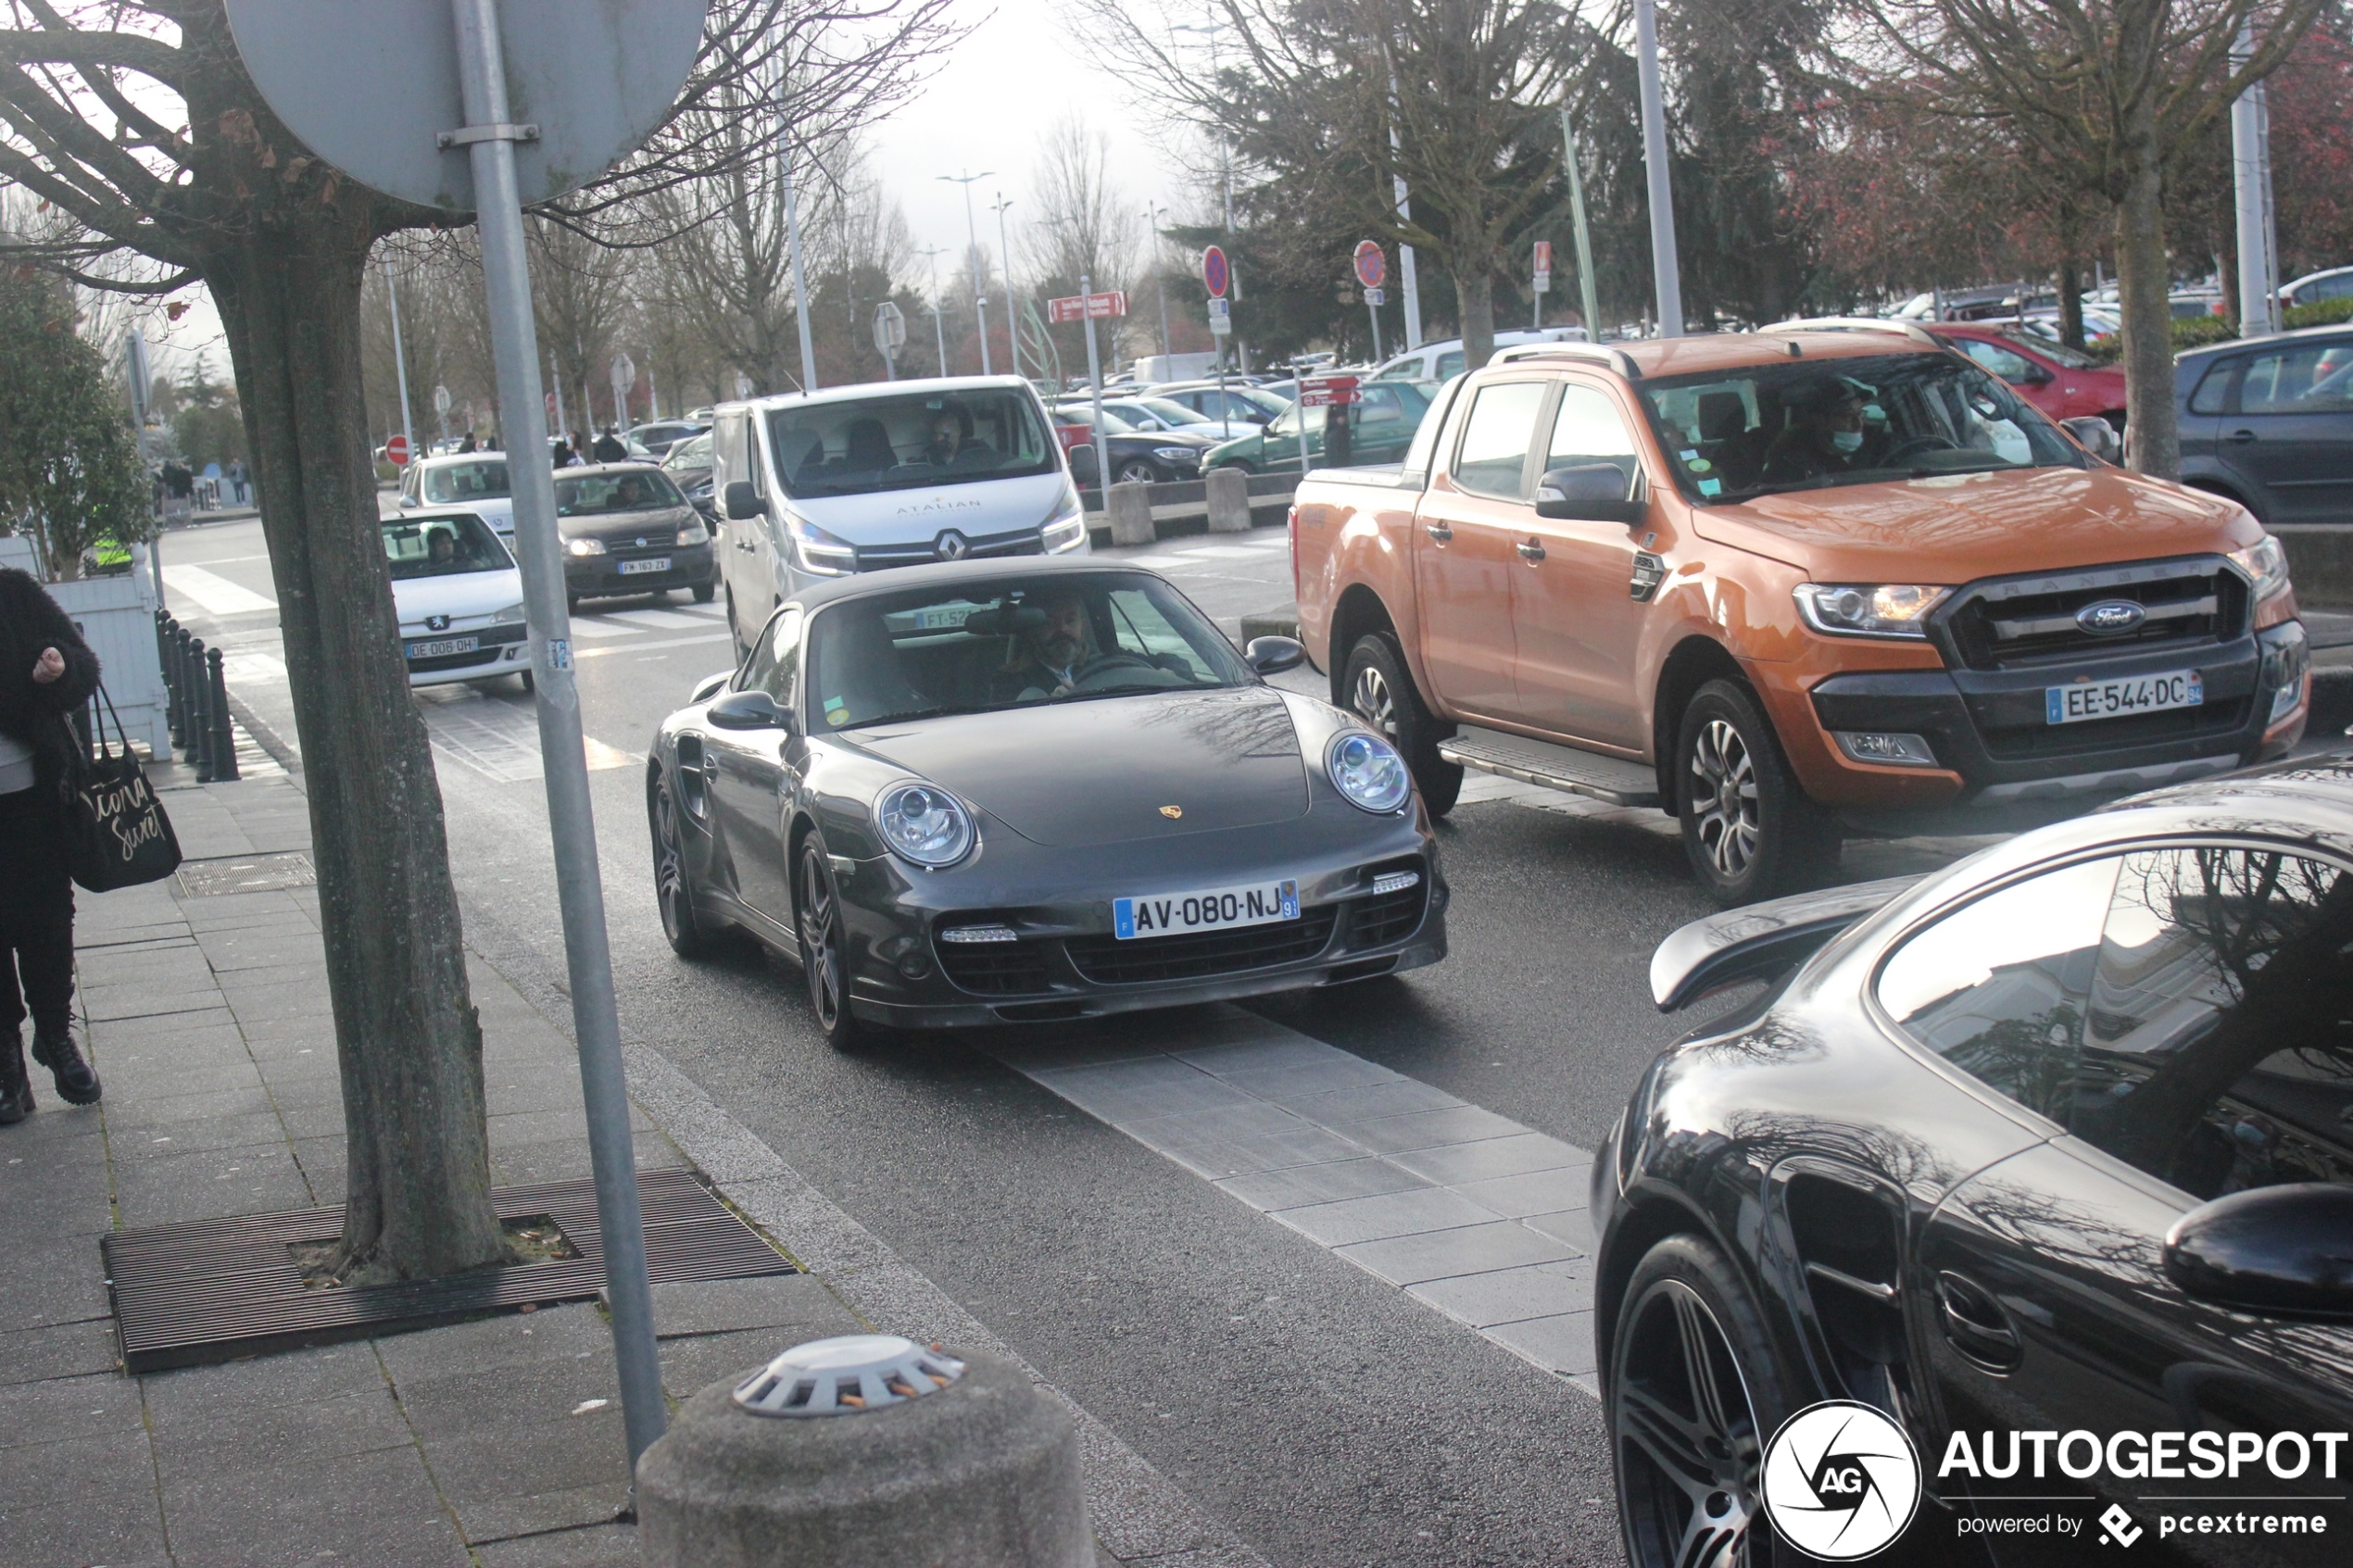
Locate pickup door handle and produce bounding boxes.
[1424,521,1453,545]
[2228,429,2259,445]
[1937,1270,2023,1369]
[1516,539,1546,563]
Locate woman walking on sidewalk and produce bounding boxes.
[0,567,104,1121]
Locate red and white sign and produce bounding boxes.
[1047,291,1129,324]
[1299,374,1361,408]
[385,433,411,466]
[1353,241,1386,291]
[1532,239,1552,294]
[1202,245,1229,299]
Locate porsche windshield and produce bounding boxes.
[805,573,1251,730]
[1640,351,2086,504]
[765,388,1058,500]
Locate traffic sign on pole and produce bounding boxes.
[434,383,453,415]
[873,300,906,380]
[1206,297,1232,337]
[1048,291,1127,324]
[385,433,412,466]
[1353,241,1386,291]
[609,352,635,430]
[1533,239,1553,294]
[1202,245,1229,299]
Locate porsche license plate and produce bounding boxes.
[407,635,479,659]
[1114,879,1300,940]
[619,557,672,574]
[2045,670,2202,725]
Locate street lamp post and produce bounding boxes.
[1633,0,1684,337]
[917,245,951,375]
[1143,200,1172,358]
[990,193,1023,381]
[939,169,996,376]
[1172,21,1247,374]
[780,138,820,392]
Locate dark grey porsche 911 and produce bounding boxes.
[645,558,1449,1047]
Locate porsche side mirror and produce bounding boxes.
[1244,635,1307,675]
[2062,416,2121,464]
[2164,1184,2353,1318]
[724,480,763,521]
[707,689,788,731]
[1651,874,1925,1011]
[689,669,735,705]
[1535,463,1646,525]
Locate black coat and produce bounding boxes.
[0,568,102,797]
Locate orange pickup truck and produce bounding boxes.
[1291,322,2311,903]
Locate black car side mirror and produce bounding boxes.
[1535,464,1646,525]
[2163,1184,2353,1318]
[723,480,763,521]
[707,689,791,732]
[1245,635,1307,675]
[2018,362,2055,387]
[2062,416,2121,464]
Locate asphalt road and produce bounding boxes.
[147,509,2338,1566]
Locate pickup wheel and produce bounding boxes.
[1344,633,1463,817]
[1673,679,1840,907]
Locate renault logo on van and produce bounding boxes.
[2076,599,2146,635]
[935,530,970,561]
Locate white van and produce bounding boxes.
[710,376,1088,653]
[1365,326,1589,386]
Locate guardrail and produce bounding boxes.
[154,610,240,783]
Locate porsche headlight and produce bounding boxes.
[1327,731,1412,813]
[2230,535,2292,603]
[874,782,975,867]
[1793,583,1949,639]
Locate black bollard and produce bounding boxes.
[163,618,186,749]
[208,647,239,781]
[189,636,215,783]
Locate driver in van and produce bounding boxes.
[1762,377,1886,484]
[989,589,1094,702]
[925,402,992,470]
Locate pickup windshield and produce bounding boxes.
[1640,351,2085,504]
[766,387,1057,500]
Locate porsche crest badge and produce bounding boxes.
[1159,805,1183,820]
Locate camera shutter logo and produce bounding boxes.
[1760,1400,1921,1560]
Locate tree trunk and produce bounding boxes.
[2058,257,2085,351]
[2114,110,2178,480]
[1455,266,1496,375]
[208,215,508,1286]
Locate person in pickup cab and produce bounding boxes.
[1762,378,1885,485]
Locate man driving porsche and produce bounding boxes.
[990,589,1093,701]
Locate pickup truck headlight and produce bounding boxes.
[564,537,605,556]
[1793,583,1949,639]
[1328,731,1412,813]
[1041,484,1087,553]
[874,781,975,867]
[2230,535,2292,603]
[787,514,857,576]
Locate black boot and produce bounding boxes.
[0,1031,32,1124]
[31,1026,99,1107]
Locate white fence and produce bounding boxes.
[1,537,172,759]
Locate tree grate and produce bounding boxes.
[102,1169,793,1373]
[174,851,316,897]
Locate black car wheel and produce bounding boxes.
[1114,458,1164,486]
[693,582,716,604]
[796,838,861,1051]
[651,772,722,960]
[1344,633,1462,817]
[518,670,535,695]
[1609,1235,1791,1568]
[1675,679,1839,907]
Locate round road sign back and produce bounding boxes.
[1202,245,1229,299]
[223,0,710,213]
[1353,241,1387,291]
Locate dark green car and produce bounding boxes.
[1203,381,1433,472]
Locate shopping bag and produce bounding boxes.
[64,685,182,892]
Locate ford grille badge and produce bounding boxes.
[936,529,970,562]
[2075,599,2146,635]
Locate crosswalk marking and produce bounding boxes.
[600,607,710,629]
[163,564,276,616]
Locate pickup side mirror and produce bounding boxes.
[707,689,792,732]
[1536,463,1646,525]
[2164,1184,2353,1318]
[1244,635,1307,675]
[2061,416,2121,464]
[723,480,763,521]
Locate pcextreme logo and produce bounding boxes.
[1761,1401,1923,1560]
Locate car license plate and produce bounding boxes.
[407,635,479,659]
[2045,670,2203,724]
[619,557,672,574]
[1114,879,1300,940]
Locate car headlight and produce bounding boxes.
[675,518,710,546]
[565,536,605,557]
[1327,731,1412,813]
[2230,535,2292,602]
[786,513,857,576]
[1793,583,1949,639]
[1153,446,1200,464]
[1041,484,1087,552]
[493,601,528,624]
[874,781,975,867]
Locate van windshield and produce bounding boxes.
[765,388,1057,500]
[1639,351,2085,504]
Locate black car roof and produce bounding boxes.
[787,556,1164,612]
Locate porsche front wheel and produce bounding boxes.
[796,839,862,1051]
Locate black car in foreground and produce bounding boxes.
[1597,757,2353,1565]
[645,558,1447,1047]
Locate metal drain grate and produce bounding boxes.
[175,851,316,897]
[102,1169,792,1373]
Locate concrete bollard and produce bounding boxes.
[1205,466,1251,533]
[1106,480,1155,547]
[637,1335,1092,1568]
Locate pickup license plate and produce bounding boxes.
[407,635,479,659]
[1114,879,1300,940]
[619,556,672,575]
[2046,670,2202,725]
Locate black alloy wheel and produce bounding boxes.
[1114,458,1164,486]
[651,772,720,960]
[795,838,861,1051]
[1610,1236,1789,1568]
[1674,679,1839,907]
[1343,633,1462,816]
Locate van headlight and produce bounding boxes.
[1793,583,1948,639]
[786,513,857,575]
[874,782,975,867]
[2230,535,2292,603]
[1041,484,1088,553]
[1327,731,1412,813]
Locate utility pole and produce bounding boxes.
[1633,0,1684,337]
[990,193,1023,381]
[1560,108,1604,344]
[384,260,417,468]
[2231,22,2281,337]
[781,136,819,392]
[917,245,951,375]
[1143,200,1172,358]
[1387,69,1423,351]
[1173,21,1247,374]
[939,169,995,375]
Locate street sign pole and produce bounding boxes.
[384,263,417,472]
[610,353,635,437]
[1560,108,1604,345]
[1532,241,1551,332]
[1204,245,1231,438]
[1634,0,1684,337]
[447,0,667,1479]
[1079,273,1111,499]
[434,383,452,445]
[780,137,819,393]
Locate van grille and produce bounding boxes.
[855,527,1045,571]
[1941,559,2245,671]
